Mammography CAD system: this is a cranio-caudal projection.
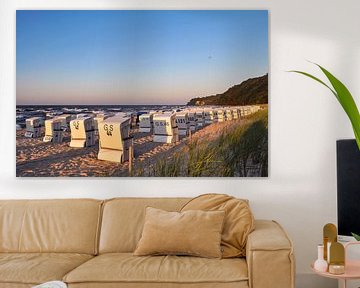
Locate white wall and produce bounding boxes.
[1,0,360,287]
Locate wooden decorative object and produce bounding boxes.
[323,223,337,261]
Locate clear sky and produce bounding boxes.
[16,10,268,105]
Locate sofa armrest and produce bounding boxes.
[246,220,295,288]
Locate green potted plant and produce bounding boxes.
[290,63,360,241]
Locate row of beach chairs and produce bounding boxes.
[25,113,133,164]
[24,105,261,164]
[139,105,260,138]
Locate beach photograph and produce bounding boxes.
[16,10,269,177]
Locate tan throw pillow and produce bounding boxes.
[181,194,254,258]
[134,207,225,258]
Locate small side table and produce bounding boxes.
[311,242,360,288]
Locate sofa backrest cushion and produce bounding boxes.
[0,199,102,254]
[181,194,254,258]
[99,198,189,253]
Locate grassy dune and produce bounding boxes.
[135,108,268,177]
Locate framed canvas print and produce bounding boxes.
[16,10,268,177]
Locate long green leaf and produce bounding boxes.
[290,64,360,150]
[290,70,358,144]
[289,70,337,99]
[316,64,360,149]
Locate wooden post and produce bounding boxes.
[128,144,133,175]
[189,129,192,141]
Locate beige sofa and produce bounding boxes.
[0,198,295,288]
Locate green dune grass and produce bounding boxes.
[137,109,268,177]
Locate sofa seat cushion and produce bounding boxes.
[64,253,248,285]
[0,253,93,285]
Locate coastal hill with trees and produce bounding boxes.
[187,74,268,106]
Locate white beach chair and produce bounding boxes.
[195,110,205,128]
[187,111,198,131]
[232,108,239,120]
[25,117,42,138]
[43,119,63,143]
[98,115,133,163]
[69,117,95,148]
[175,111,190,136]
[225,108,233,121]
[55,114,75,131]
[217,109,225,122]
[204,109,215,124]
[139,112,155,133]
[153,112,179,143]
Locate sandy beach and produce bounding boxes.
[16,116,259,177]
